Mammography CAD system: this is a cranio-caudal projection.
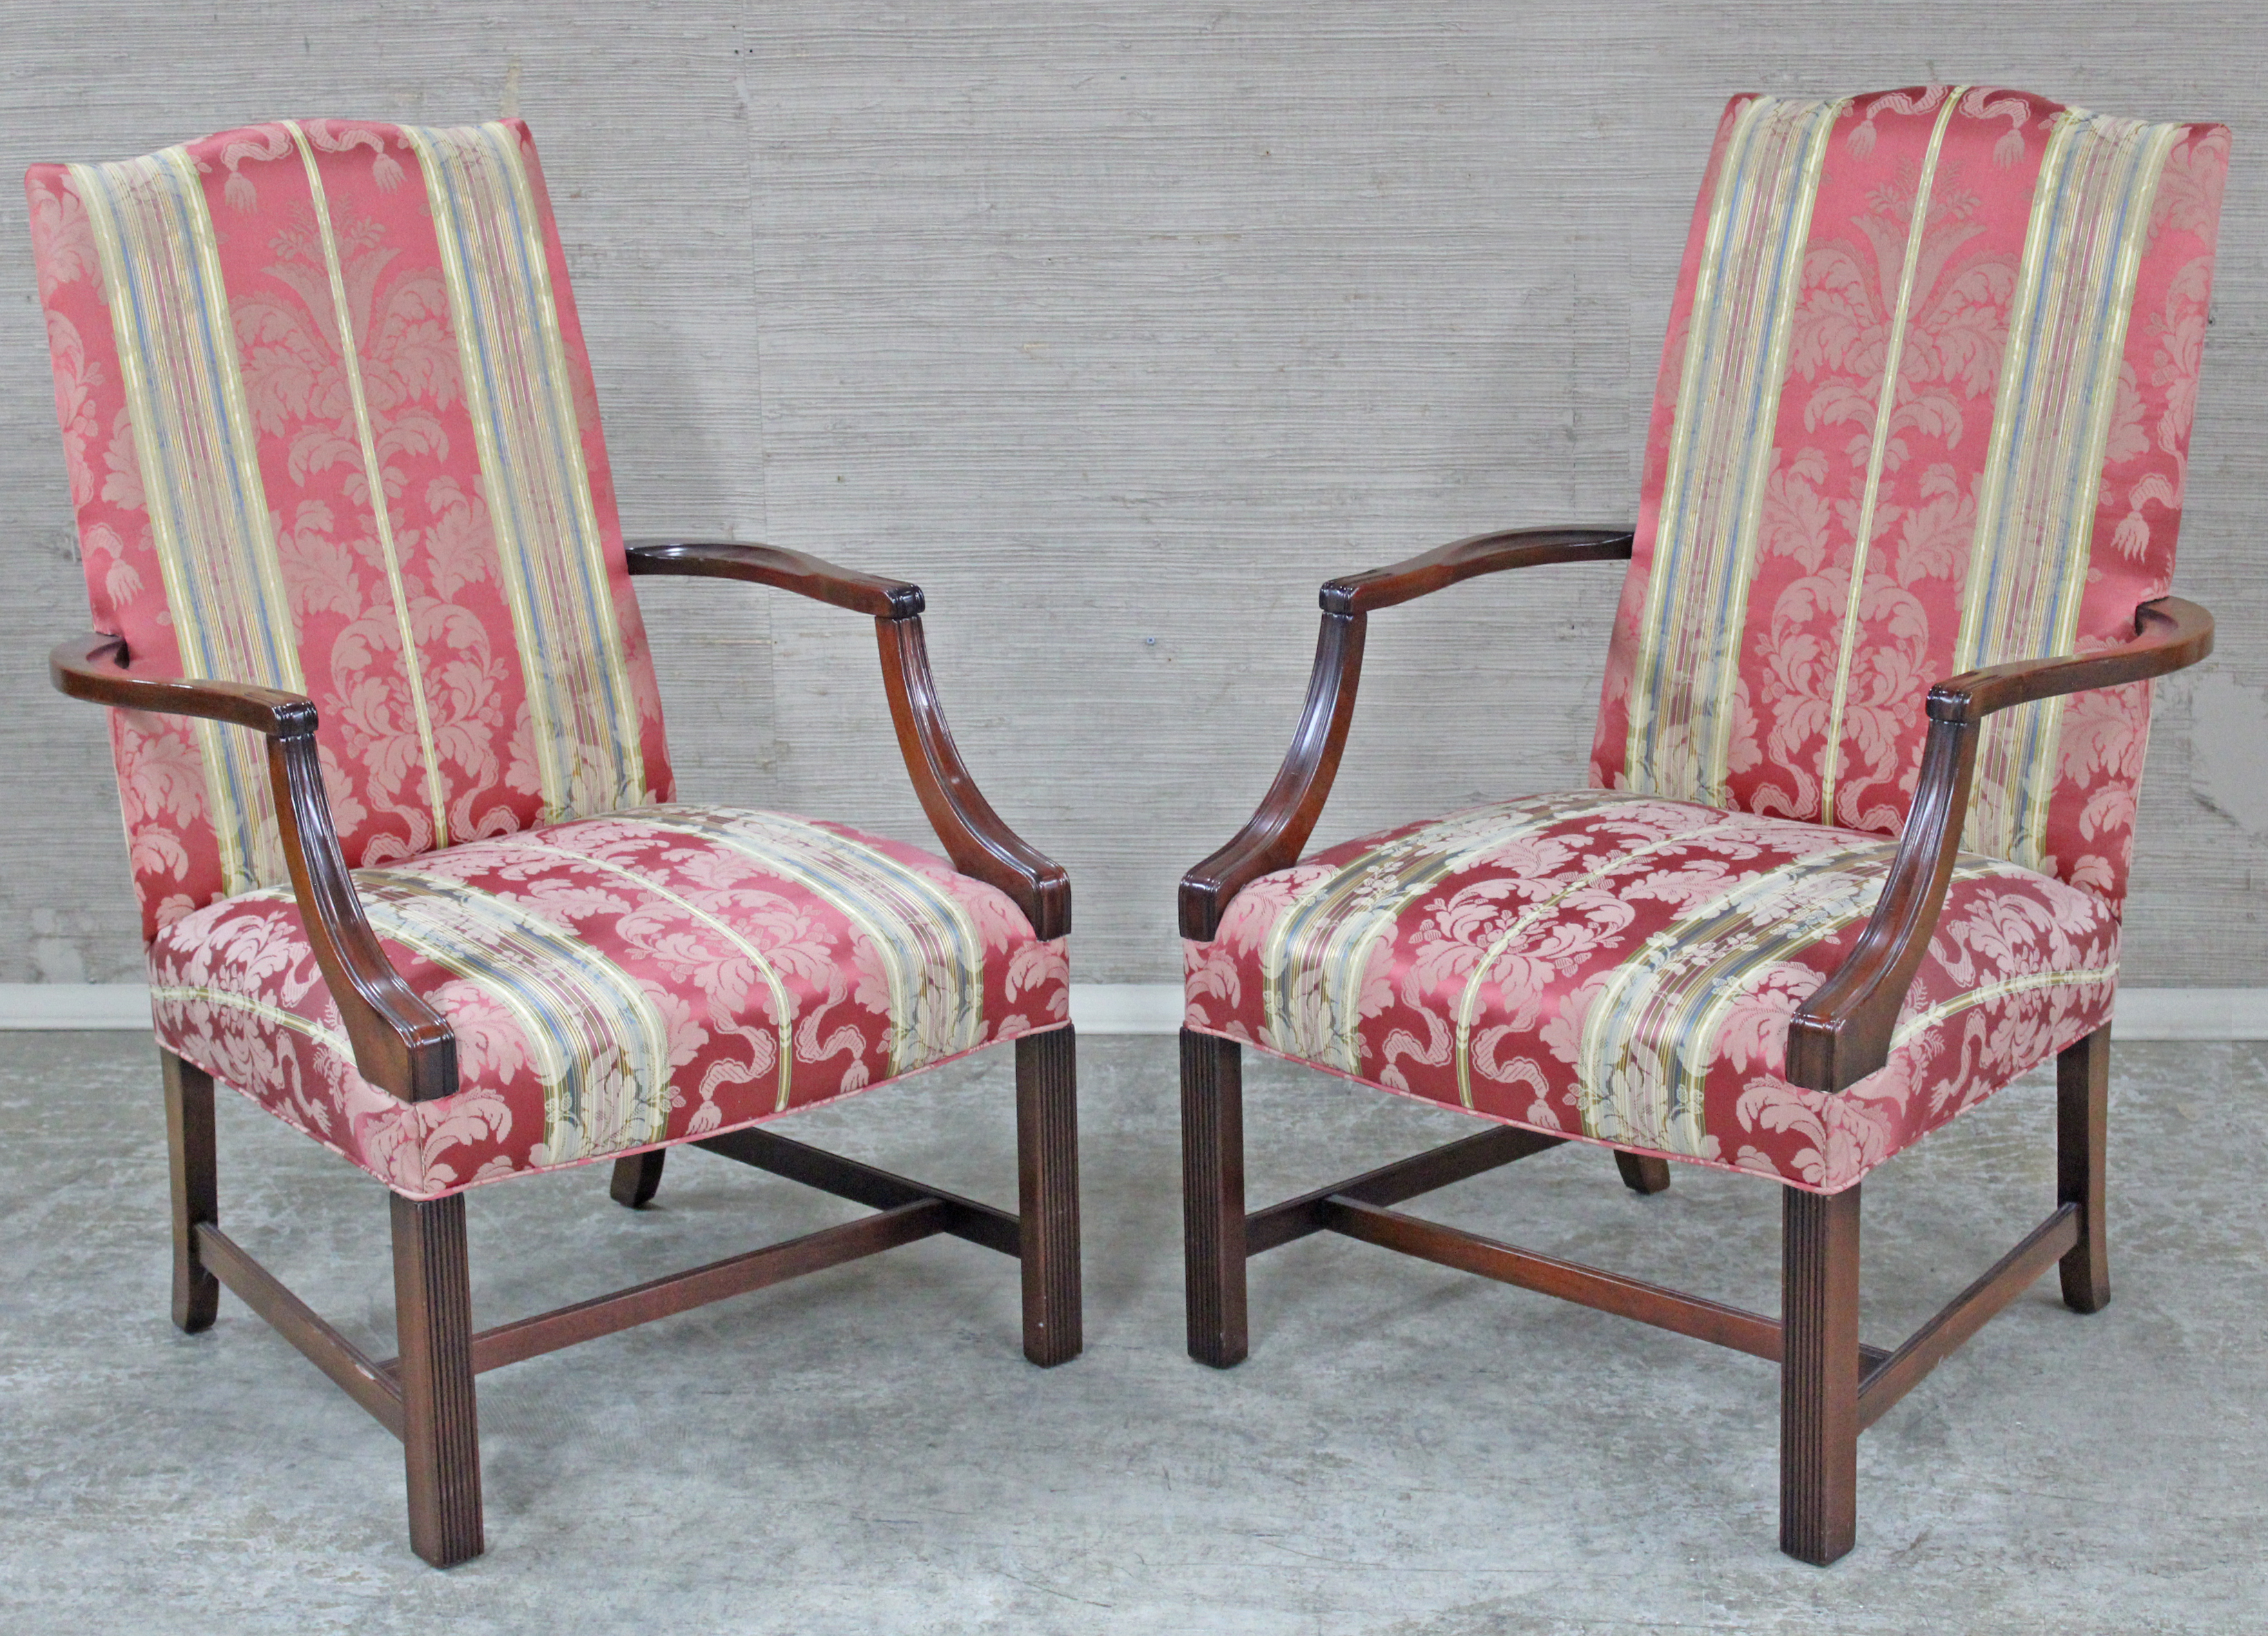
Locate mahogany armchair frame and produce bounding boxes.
[55,537,1081,1568]
[1178,525,2212,1564]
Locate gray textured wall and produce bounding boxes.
[1,3,2261,986]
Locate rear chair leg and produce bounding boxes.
[1181,1028,1248,1368]
[2057,1023,2112,1314]
[159,1050,220,1334]
[391,1194,483,1568]
[609,1149,666,1209]
[1781,1184,1861,1566]
[1016,1025,1083,1366]
[1613,1151,1673,1195]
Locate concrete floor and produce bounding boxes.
[0,1031,2262,1633]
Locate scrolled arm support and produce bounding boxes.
[1785,596,2215,1093]
[875,614,1069,939]
[50,633,455,1103]
[1180,526,1634,940]
[628,538,1067,940]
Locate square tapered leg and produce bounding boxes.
[391,1193,483,1568]
[1781,1183,1861,1565]
[1181,1028,1248,1368]
[1016,1025,1083,1366]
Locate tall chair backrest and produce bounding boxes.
[29,119,672,942]
[1591,86,2227,907]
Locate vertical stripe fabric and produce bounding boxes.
[1593,88,2228,910]
[68,149,304,897]
[29,119,670,941]
[403,122,648,826]
[1952,113,2181,870]
[1625,95,1843,809]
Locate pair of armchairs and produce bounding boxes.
[28,87,2227,1568]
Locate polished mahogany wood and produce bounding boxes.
[53,634,455,1103]
[469,1200,949,1375]
[1328,1195,1786,1360]
[625,537,922,618]
[1856,1203,2078,1432]
[609,1149,667,1210]
[160,1051,220,1334]
[1180,612,1366,941]
[1016,1026,1083,1365]
[697,1126,1021,1256]
[1786,598,2213,1093]
[876,612,1069,939]
[1781,1185,1861,1566]
[2057,1024,2112,1313]
[391,1194,482,1567]
[195,1223,405,1439]
[1181,1029,1248,1367]
[1614,1152,1673,1195]
[1245,1124,1565,1255]
[1319,526,1633,614]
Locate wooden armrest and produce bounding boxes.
[1319,526,1634,614]
[625,544,1066,938]
[1180,524,1634,939]
[626,538,923,619]
[1785,596,2214,1093]
[49,633,456,1103]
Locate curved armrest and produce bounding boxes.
[628,541,1066,939]
[1320,526,1634,614]
[50,634,456,1103]
[1180,524,1635,940]
[875,615,1069,939]
[626,538,924,619]
[1785,596,2214,1093]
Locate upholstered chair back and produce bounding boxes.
[29,119,672,942]
[1591,87,2227,908]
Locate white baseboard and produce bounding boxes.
[1,982,2262,1040]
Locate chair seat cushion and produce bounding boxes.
[1183,790,2117,1191]
[151,803,1068,1198]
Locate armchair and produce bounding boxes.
[1179,87,2229,1563]
[30,118,1078,1568]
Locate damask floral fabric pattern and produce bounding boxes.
[28,119,672,941]
[151,804,1070,1199]
[1592,87,2229,908]
[1185,792,2117,1192]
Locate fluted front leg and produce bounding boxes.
[391,1193,483,1567]
[1016,1026,1083,1366]
[1181,1028,1248,1368]
[1781,1184,1861,1565]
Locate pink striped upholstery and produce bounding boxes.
[30,120,671,943]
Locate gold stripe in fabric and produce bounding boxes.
[149,982,358,1059]
[1450,819,1745,1108]
[1626,95,1844,808]
[1259,790,1653,1074]
[1952,110,2180,870]
[283,121,449,852]
[1574,841,2002,1156]
[518,840,797,1112]
[71,150,304,895]
[402,122,645,826]
[1886,964,2117,1051]
[356,869,672,1165]
[1818,89,1968,824]
[626,806,986,1077]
